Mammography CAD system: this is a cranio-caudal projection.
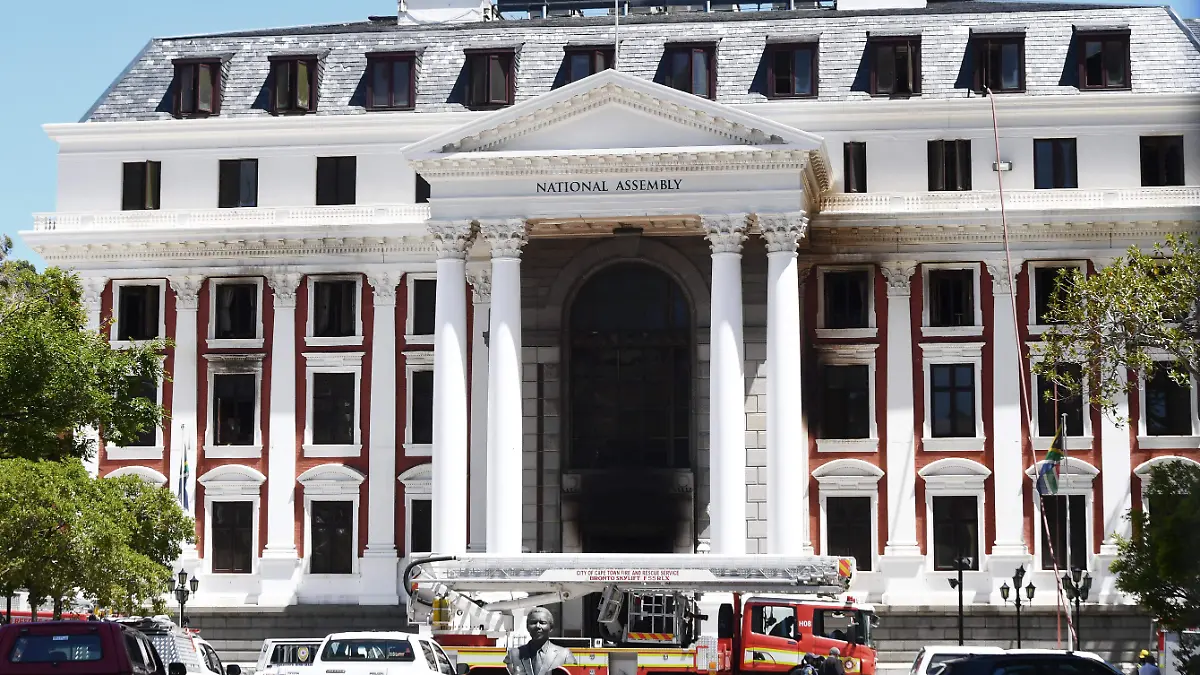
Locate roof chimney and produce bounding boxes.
[398,0,494,24]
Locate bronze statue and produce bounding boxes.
[504,608,573,675]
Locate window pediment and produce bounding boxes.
[104,466,168,486]
[919,457,991,491]
[199,464,267,497]
[813,459,884,491]
[298,463,366,496]
[1024,456,1098,491]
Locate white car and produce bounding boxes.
[256,638,324,675]
[313,632,457,675]
[910,646,1005,675]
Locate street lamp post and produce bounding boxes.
[947,556,972,646]
[999,565,1037,648]
[1062,568,1092,647]
[169,569,199,627]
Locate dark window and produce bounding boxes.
[270,56,318,114]
[367,53,415,110]
[411,278,437,335]
[827,496,873,571]
[316,156,357,206]
[870,38,920,96]
[928,268,975,327]
[928,140,972,191]
[565,47,613,83]
[416,174,431,204]
[173,60,221,117]
[117,284,161,341]
[662,45,715,99]
[749,604,798,638]
[1034,265,1077,325]
[1040,494,1087,570]
[211,501,253,574]
[214,282,259,340]
[973,35,1024,93]
[823,270,871,329]
[9,633,104,662]
[466,50,515,108]
[932,495,979,570]
[320,639,415,662]
[767,44,817,98]
[410,498,432,554]
[1037,363,1085,437]
[313,279,358,337]
[1034,139,1078,189]
[310,500,354,574]
[820,364,870,439]
[411,369,434,445]
[1140,136,1185,187]
[1078,31,1130,90]
[218,159,258,208]
[1145,369,1193,436]
[213,373,256,446]
[125,635,148,672]
[844,142,867,193]
[125,375,159,447]
[122,161,161,211]
[311,372,356,445]
[930,364,976,437]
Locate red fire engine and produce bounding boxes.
[404,554,878,675]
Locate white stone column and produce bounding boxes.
[1093,258,1132,558]
[987,259,1029,559]
[261,271,301,605]
[880,262,922,558]
[80,276,108,478]
[430,221,475,555]
[703,213,749,556]
[362,271,400,604]
[467,266,492,552]
[760,212,812,555]
[168,275,204,567]
[481,218,528,554]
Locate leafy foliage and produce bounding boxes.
[1033,234,1199,419]
[0,459,194,616]
[0,258,167,461]
[1111,460,1200,632]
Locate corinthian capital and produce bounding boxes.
[702,213,749,255]
[169,275,205,310]
[985,259,1023,296]
[879,261,917,297]
[80,276,108,310]
[467,266,492,304]
[427,220,475,260]
[479,218,528,259]
[367,271,401,306]
[756,212,809,254]
[267,272,302,308]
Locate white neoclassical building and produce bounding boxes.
[20,0,1200,622]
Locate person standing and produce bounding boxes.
[1138,650,1161,675]
[823,648,846,675]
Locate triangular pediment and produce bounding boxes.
[403,69,825,159]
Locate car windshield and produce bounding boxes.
[320,639,416,662]
[9,633,103,663]
[272,643,319,665]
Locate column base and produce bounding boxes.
[878,551,926,605]
[360,548,400,605]
[257,548,300,607]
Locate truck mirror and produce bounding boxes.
[227,666,242,675]
[169,663,188,675]
[717,603,734,639]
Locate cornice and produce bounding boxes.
[31,204,431,234]
[411,147,813,178]
[818,186,1200,215]
[31,236,437,266]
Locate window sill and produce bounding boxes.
[302,443,363,457]
[922,436,986,452]
[816,328,878,340]
[106,445,165,460]
[1137,435,1200,450]
[365,106,416,112]
[203,444,263,459]
[921,326,984,338]
[1026,324,1064,336]
[817,438,879,453]
[207,338,265,350]
[109,339,162,350]
[404,443,432,457]
[405,334,434,346]
[305,336,364,347]
[1078,85,1133,92]
[1032,435,1093,451]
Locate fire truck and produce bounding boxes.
[404,554,879,675]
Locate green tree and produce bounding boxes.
[1111,460,1200,675]
[1033,233,1199,418]
[0,240,167,461]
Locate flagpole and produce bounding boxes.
[1061,410,1074,652]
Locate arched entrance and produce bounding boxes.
[566,261,693,554]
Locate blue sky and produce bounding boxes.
[1,0,1196,268]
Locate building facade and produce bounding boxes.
[21,0,1200,621]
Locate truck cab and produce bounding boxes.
[738,596,877,675]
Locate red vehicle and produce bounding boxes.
[0,610,90,624]
[0,619,190,675]
[404,554,878,675]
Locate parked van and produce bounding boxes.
[313,633,456,675]
[0,620,171,675]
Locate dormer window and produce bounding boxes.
[466,49,515,109]
[367,52,416,110]
[173,59,221,118]
[661,44,716,99]
[869,36,920,97]
[564,47,613,84]
[1077,29,1130,90]
[972,33,1024,93]
[766,42,817,98]
[270,55,319,114]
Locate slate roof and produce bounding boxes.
[83,0,1200,122]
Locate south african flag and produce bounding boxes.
[1036,425,1064,496]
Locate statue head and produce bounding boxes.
[527,607,554,642]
